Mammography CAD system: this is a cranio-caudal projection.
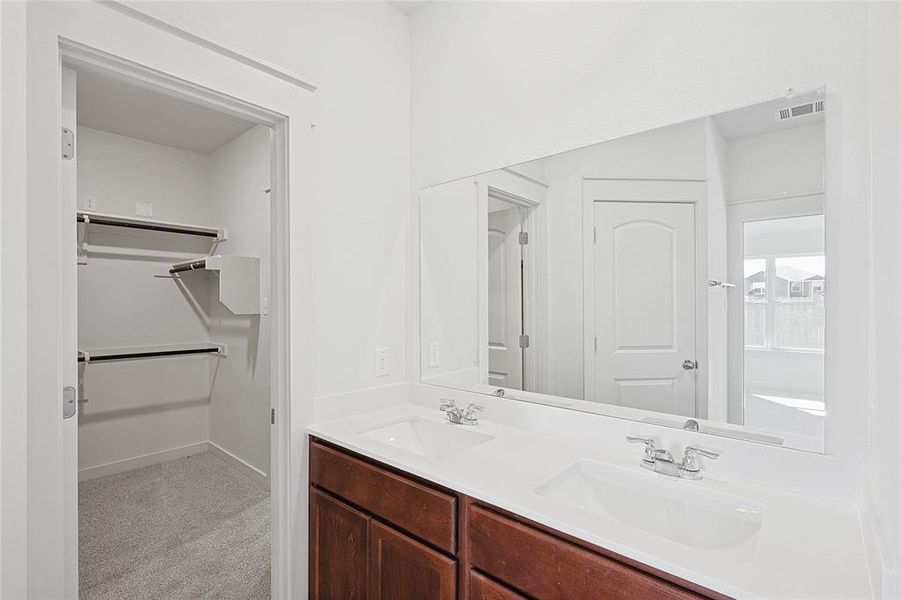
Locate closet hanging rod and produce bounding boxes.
[78,345,225,363]
[169,259,207,274]
[76,210,226,240]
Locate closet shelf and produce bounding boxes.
[169,255,261,315]
[78,343,227,363]
[76,210,227,240]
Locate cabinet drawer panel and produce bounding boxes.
[310,441,456,552]
[469,506,701,600]
[371,521,456,600]
[470,571,527,600]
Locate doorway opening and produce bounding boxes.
[64,56,281,599]
[486,196,532,390]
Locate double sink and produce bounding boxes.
[358,416,765,551]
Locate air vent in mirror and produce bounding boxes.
[775,99,825,122]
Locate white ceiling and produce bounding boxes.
[387,1,433,16]
[76,66,256,155]
[713,90,825,141]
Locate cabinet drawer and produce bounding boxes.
[310,441,457,552]
[469,506,701,600]
[470,571,527,600]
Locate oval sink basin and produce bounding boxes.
[358,417,494,459]
[535,460,764,550]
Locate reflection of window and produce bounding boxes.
[742,216,825,352]
[774,255,825,350]
[743,258,766,347]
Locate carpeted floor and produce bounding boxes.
[79,453,270,600]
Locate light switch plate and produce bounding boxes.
[136,201,153,217]
[375,347,390,378]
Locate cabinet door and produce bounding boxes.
[310,489,369,600]
[370,521,456,600]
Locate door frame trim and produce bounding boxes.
[476,168,546,393]
[60,42,296,598]
[13,2,315,594]
[582,179,708,417]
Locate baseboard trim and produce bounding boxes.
[78,441,209,481]
[207,441,269,489]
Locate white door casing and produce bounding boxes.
[61,65,80,597]
[487,207,524,389]
[592,201,697,416]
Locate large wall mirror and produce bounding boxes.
[420,90,827,452]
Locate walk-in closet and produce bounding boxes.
[71,63,274,599]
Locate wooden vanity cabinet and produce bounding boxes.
[309,438,727,600]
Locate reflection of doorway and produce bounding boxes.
[487,202,526,389]
[729,207,825,451]
[591,200,698,416]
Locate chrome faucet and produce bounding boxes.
[440,400,484,425]
[626,436,719,480]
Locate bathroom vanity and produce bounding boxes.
[310,438,721,599]
[307,403,872,599]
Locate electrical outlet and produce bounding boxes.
[84,195,97,211]
[428,342,440,368]
[375,347,390,378]
[135,201,153,217]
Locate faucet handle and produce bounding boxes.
[462,404,484,424]
[626,435,654,446]
[626,436,656,464]
[439,399,458,413]
[685,445,719,459]
[680,445,720,476]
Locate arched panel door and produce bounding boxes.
[593,201,696,416]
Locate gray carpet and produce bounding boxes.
[79,453,270,600]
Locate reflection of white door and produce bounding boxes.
[593,201,696,415]
[488,208,523,389]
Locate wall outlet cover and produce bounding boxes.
[135,201,153,217]
[428,342,440,368]
[375,347,390,378]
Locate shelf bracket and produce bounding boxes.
[77,214,89,265]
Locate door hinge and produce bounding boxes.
[594,336,598,353]
[518,231,529,246]
[63,385,77,419]
[61,127,75,160]
[270,408,275,425]
[519,334,530,349]
[593,226,597,244]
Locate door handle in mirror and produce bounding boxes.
[682,359,698,370]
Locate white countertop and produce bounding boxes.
[307,403,872,599]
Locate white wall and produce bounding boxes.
[76,127,215,473]
[126,1,412,406]
[420,177,480,386]
[0,2,28,597]
[726,123,825,202]
[705,119,729,422]
[863,3,901,596]
[207,125,271,479]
